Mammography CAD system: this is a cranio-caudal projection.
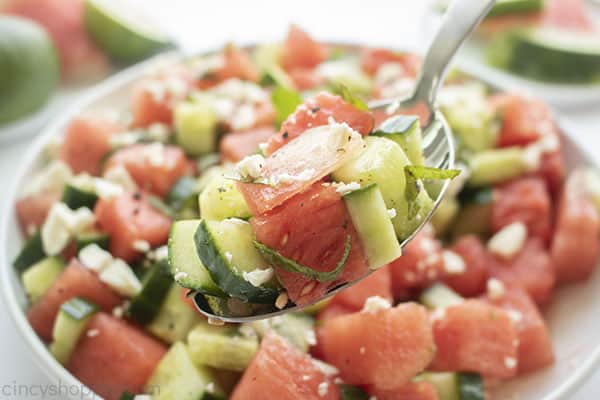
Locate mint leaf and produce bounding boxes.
[405,165,461,181]
[334,84,369,111]
[271,86,303,127]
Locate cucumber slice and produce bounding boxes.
[488,27,600,83]
[75,231,110,251]
[420,283,464,309]
[199,174,251,221]
[21,257,65,302]
[417,372,485,400]
[187,323,259,372]
[168,220,224,297]
[145,342,224,400]
[174,100,219,156]
[245,312,316,352]
[253,44,295,89]
[338,384,370,400]
[202,295,276,318]
[49,298,98,364]
[467,147,530,186]
[373,115,424,166]
[343,184,401,269]
[118,391,135,400]
[84,0,172,63]
[194,219,281,303]
[13,230,46,274]
[61,183,98,210]
[487,0,543,18]
[316,59,373,97]
[147,284,202,343]
[128,260,173,325]
[333,136,413,239]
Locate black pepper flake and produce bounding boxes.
[217,187,227,193]
[311,106,321,113]
[132,192,142,200]
[133,207,140,215]
[282,131,289,139]
[342,220,348,230]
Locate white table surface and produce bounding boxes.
[0,1,598,398]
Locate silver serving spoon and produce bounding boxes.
[194,0,497,323]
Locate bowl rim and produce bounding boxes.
[1,49,599,400]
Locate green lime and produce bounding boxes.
[84,0,173,63]
[0,16,60,125]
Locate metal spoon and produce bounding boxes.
[194,0,497,323]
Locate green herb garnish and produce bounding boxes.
[271,85,303,127]
[334,84,369,111]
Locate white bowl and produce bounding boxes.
[2,51,600,400]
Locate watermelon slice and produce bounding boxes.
[321,302,435,389]
[238,121,366,215]
[60,116,123,175]
[492,177,552,244]
[94,192,171,263]
[67,312,167,400]
[251,183,369,305]
[265,92,374,155]
[443,235,490,297]
[542,0,596,32]
[220,126,275,162]
[429,300,519,379]
[288,67,325,91]
[369,381,439,400]
[490,238,555,305]
[312,302,356,359]
[104,143,191,197]
[551,172,600,283]
[360,48,421,77]
[485,289,554,374]
[15,191,60,236]
[492,94,552,148]
[330,265,392,311]
[27,259,122,341]
[231,331,340,400]
[281,25,328,72]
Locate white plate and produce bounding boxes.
[1,51,600,400]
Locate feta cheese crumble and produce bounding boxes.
[242,268,274,287]
[79,244,113,272]
[317,382,329,397]
[487,222,527,259]
[504,356,518,369]
[103,165,138,192]
[99,259,143,297]
[362,296,392,313]
[41,203,95,255]
[304,329,317,346]
[236,154,266,180]
[23,160,73,197]
[132,240,151,253]
[442,250,466,275]
[333,181,361,195]
[174,271,189,282]
[86,329,99,338]
[275,291,289,309]
[487,278,506,300]
[387,208,397,219]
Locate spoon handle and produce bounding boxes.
[413,0,497,109]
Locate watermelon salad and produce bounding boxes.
[12,25,600,400]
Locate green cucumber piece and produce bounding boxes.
[167,176,200,219]
[373,115,424,166]
[174,100,219,156]
[118,391,135,400]
[21,257,65,302]
[487,0,543,18]
[147,284,202,343]
[145,342,224,400]
[317,59,373,97]
[187,323,259,372]
[271,85,304,127]
[61,183,98,210]
[202,295,276,318]
[13,230,46,274]
[254,235,350,282]
[338,384,370,400]
[75,231,110,251]
[253,44,295,89]
[343,184,401,269]
[417,371,485,400]
[49,298,98,364]
[194,219,280,303]
[488,28,600,84]
[451,187,493,239]
[467,147,530,186]
[128,260,173,325]
[420,283,464,309]
[168,220,224,296]
[199,174,251,221]
[245,312,316,352]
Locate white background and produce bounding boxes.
[0,1,599,398]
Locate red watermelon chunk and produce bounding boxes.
[252,183,369,305]
[492,177,552,243]
[537,149,565,196]
[331,265,392,311]
[60,116,123,175]
[492,94,551,148]
[104,143,191,197]
[94,192,172,263]
[67,313,167,400]
[281,25,328,72]
[288,67,326,90]
[388,225,445,295]
[231,332,340,400]
[312,302,356,359]
[210,44,259,84]
[429,300,519,379]
[238,121,366,215]
[443,235,491,297]
[485,289,554,374]
[265,92,374,156]
[360,48,421,77]
[551,172,600,283]
[490,238,555,305]
[15,191,60,237]
[220,126,276,162]
[27,259,122,341]
[321,302,435,389]
[370,381,440,400]
[542,0,596,32]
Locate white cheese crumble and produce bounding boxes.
[79,244,113,272]
[99,259,142,298]
[487,222,528,259]
[112,305,124,319]
[387,208,397,219]
[304,329,317,346]
[312,360,339,376]
[504,356,518,369]
[236,154,266,180]
[375,62,405,86]
[93,177,125,199]
[109,132,140,148]
[507,310,523,323]
[362,296,392,313]
[230,104,257,131]
[23,160,73,197]
[103,165,138,192]
[225,251,233,262]
[275,292,289,309]
[242,268,274,287]
[430,308,447,322]
[442,250,466,275]
[205,382,216,393]
[41,203,95,256]
[132,240,151,253]
[301,375,311,381]
[333,181,361,195]
[258,142,268,153]
[133,395,152,400]
[487,278,506,300]
[317,381,329,397]
[86,329,99,338]
[150,245,169,261]
[174,271,189,282]
[144,142,166,167]
[269,169,316,185]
